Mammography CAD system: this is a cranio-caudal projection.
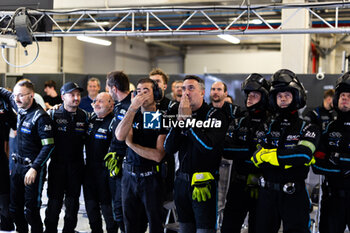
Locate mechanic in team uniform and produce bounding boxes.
[44,82,89,233]
[312,72,350,233]
[0,96,17,231]
[221,73,270,233]
[251,69,320,233]
[106,71,132,233]
[84,92,117,233]
[164,75,228,233]
[116,78,167,233]
[0,80,54,233]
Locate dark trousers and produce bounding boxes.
[255,185,311,233]
[319,188,350,233]
[83,163,117,233]
[0,194,14,231]
[221,180,257,233]
[121,170,164,233]
[10,163,45,233]
[174,174,217,231]
[44,162,83,233]
[109,175,125,232]
[0,153,14,231]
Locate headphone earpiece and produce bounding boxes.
[151,80,163,101]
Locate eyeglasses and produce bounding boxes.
[12,93,32,99]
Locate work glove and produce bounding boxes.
[104,152,122,177]
[191,172,214,202]
[246,174,259,199]
[283,156,316,169]
[251,144,279,167]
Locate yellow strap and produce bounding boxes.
[298,140,316,154]
[41,138,54,146]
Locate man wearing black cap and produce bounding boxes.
[44,82,89,233]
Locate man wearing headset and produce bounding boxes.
[251,69,320,233]
[116,78,167,233]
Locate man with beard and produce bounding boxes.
[116,78,167,233]
[172,80,183,102]
[209,81,240,220]
[209,81,240,122]
[0,80,54,233]
[44,82,89,233]
[105,71,132,233]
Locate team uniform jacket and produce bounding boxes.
[313,111,350,189]
[164,102,228,175]
[256,112,320,183]
[223,110,268,175]
[48,105,89,163]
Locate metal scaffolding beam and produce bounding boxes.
[1,1,350,37]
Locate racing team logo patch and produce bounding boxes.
[143,110,161,129]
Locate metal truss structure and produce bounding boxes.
[2,1,350,37]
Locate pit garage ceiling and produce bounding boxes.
[53,0,282,9]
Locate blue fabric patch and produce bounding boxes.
[117,115,124,120]
[21,127,31,134]
[95,134,107,140]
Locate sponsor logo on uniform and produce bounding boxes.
[271,131,280,137]
[95,133,107,139]
[120,109,126,115]
[305,131,316,138]
[76,122,85,127]
[20,127,31,134]
[56,119,68,124]
[329,132,341,138]
[117,115,124,120]
[23,121,31,128]
[44,125,52,131]
[58,126,67,132]
[97,128,107,134]
[286,135,300,141]
[133,122,139,129]
[143,111,161,129]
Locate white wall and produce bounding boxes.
[83,37,115,74]
[114,37,150,74]
[185,47,282,74]
[0,37,84,74]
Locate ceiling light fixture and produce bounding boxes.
[76,36,112,46]
[217,35,240,44]
[251,19,263,24]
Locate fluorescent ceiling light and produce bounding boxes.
[76,36,111,46]
[217,35,240,44]
[84,22,110,26]
[251,19,263,24]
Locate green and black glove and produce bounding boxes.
[251,144,279,167]
[191,172,214,202]
[104,152,122,177]
[246,174,259,199]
